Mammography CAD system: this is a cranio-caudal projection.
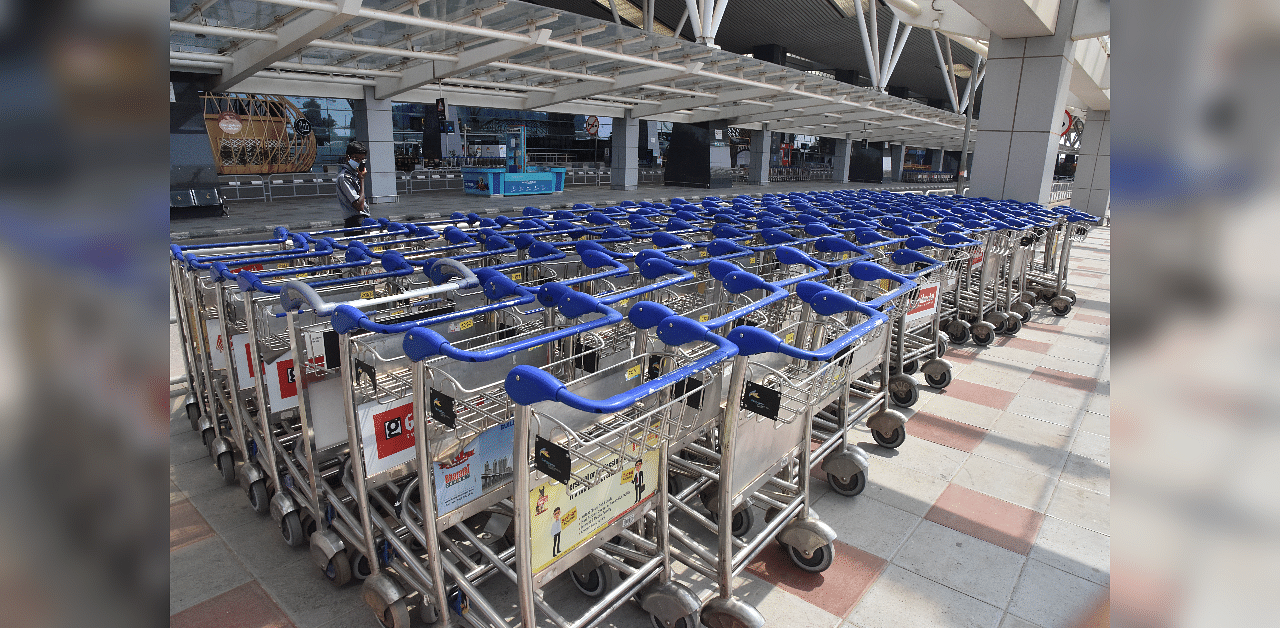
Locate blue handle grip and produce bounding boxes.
[504,319,738,413]
[726,306,886,360]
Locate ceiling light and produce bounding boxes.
[591,0,675,37]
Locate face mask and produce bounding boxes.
[348,158,361,170]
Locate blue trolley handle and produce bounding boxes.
[276,258,479,315]
[726,293,887,361]
[402,288,622,363]
[505,315,738,413]
[845,261,917,311]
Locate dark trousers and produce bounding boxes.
[553,532,561,555]
[344,215,367,236]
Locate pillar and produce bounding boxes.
[969,0,1079,202]
[1070,109,1110,219]
[611,110,639,191]
[351,86,397,204]
[927,148,945,172]
[747,127,770,185]
[889,143,906,182]
[832,134,852,184]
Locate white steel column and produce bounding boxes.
[352,86,398,204]
[832,133,853,184]
[611,110,640,191]
[747,126,770,185]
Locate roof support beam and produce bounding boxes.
[683,95,833,123]
[628,85,783,117]
[373,29,552,99]
[727,100,859,124]
[214,0,365,92]
[523,63,703,109]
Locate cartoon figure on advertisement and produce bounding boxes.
[551,507,562,556]
[632,459,645,504]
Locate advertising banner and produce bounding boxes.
[431,419,516,514]
[356,398,416,478]
[528,433,660,574]
[906,281,940,324]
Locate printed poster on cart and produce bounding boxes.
[356,398,417,478]
[528,434,661,575]
[905,281,940,324]
[431,419,516,514]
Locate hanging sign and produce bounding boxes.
[218,112,243,135]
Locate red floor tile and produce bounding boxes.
[170,581,295,628]
[933,379,1016,411]
[1080,265,1109,273]
[1075,313,1110,326]
[171,499,216,552]
[908,412,988,453]
[994,337,1052,354]
[1074,271,1104,280]
[925,484,1045,555]
[745,538,887,618]
[1029,367,1099,393]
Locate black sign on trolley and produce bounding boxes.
[741,381,782,419]
[430,389,456,428]
[535,436,572,485]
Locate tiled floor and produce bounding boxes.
[170,227,1110,628]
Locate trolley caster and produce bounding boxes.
[779,516,837,573]
[868,409,908,449]
[1010,301,1033,321]
[247,480,271,515]
[1059,288,1076,302]
[417,598,440,625]
[1050,296,1073,316]
[280,511,306,547]
[984,311,1009,334]
[935,332,948,358]
[970,321,996,346]
[351,551,372,580]
[210,437,235,485]
[945,319,971,344]
[921,359,954,389]
[324,550,353,586]
[198,416,217,454]
[1001,312,1023,335]
[1035,288,1054,303]
[700,598,766,628]
[364,573,409,628]
[1019,290,1038,305]
[570,557,615,598]
[706,503,755,538]
[310,529,351,586]
[300,511,318,539]
[888,373,919,408]
[641,581,700,628]
[185,397,200,431]
[822,447,870,497]
[900,359,919,375]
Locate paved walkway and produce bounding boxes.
[170,180,963,242]
[170,224,1109,628]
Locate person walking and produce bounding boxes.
[338,140,370,234]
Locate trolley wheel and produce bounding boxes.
[217,451,236,485]
[300,512,318,539]
[888,374,919,408]
[945,320,971,345]
[281,511,305,547]
[1010,301,1033,320]
[323,550,353,586]
[1002,314,1023,335]
[828,470,866,497]
[924,369,952,389]
[900,359,919,375]
[1059,288,1077,302]
[985,312,1009,334]
[970,322,996,347]
[1050,296,1073,316]
[786,542,835,573]
[570,564,613,598]
[873,427,906,449]
[376,600,411,628]
[418,599,440,625]
[247,480,270,515]
[201,427,217,454]
[1019,291,1038,306]
[1036,289,1053,303]
[731,508,754,538]
[186,400,200,431]
[352,552,372,580]
[650,613,693,628]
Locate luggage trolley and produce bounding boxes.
[504,308,742,628]
[1020,210,1099,315]
[661,288,890,628]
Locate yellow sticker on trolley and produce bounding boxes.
[360,290,376,299]
[699,250,708,258]
[841,253,850,260]
[879,278,894,292]
[749,257,757,265]
[510,272,523,281]
[625,364,642,380]
[277,262,290,269]
[460,318,475,331]
[698,314,710,323]
[785,332,795,345]
[558,507,578,527]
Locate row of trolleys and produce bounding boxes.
[171,188,1097,628]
